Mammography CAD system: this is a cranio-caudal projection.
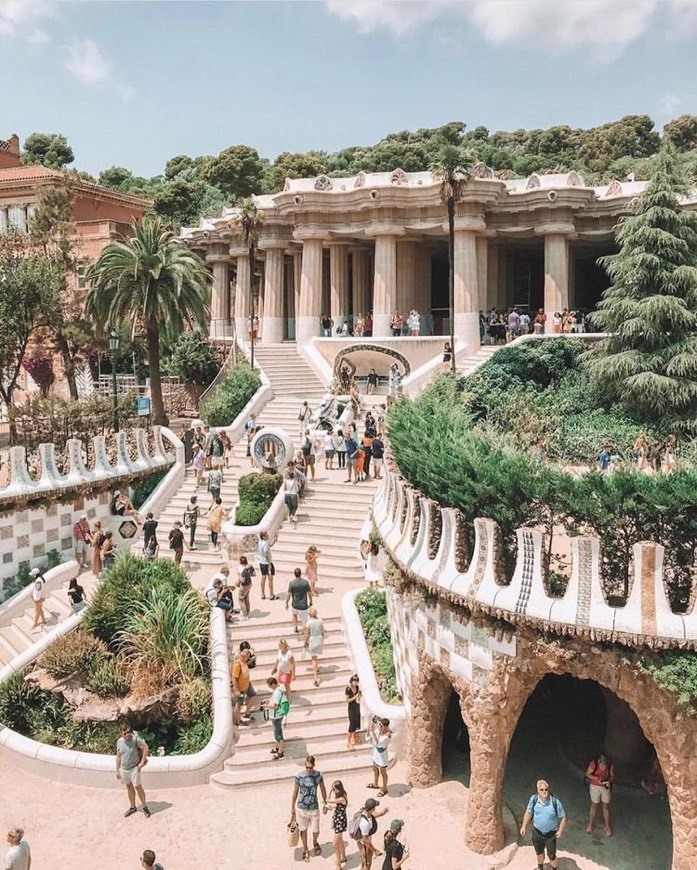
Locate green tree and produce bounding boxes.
[205,145,267,200]
[229,198,263,368]
[270,151,328,192]
[98,166,134,189]
[164,154,194,179]
[165,329,218,385]
[21,132,75,169]
[663,115,697,152]
[433,145,472,374]
[153,176,207,227]
[588,143,697,423]
[85,215,211,425]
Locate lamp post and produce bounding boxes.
[108,327,120,433]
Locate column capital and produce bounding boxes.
[364,223,405,238]
[534,222,576,237]
[205,253,231,265]
[258,240,289,252]
[293,228,327,242]
[452,215,487,233]
[229,245,249,258]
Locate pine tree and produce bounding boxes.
[588,143,697,424]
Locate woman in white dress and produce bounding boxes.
[304,607,325,687]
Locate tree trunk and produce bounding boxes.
[448,201,455,374]
[146,320,168,426]
[54,330,79,400]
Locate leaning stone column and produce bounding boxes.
[260,244,286,345]
[369,225,403,337]
[207,249,230,340]
[295,234,324,345]
[329,243,350,330]
[231,247,250,342]
[453,216,484,352]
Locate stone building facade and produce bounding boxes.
[183,165,697,350]
[373,463,697,869]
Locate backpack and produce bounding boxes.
[169,529,183,550]
[530,794,560,818]
[276,690,290,718]
[302,437,312,457]
[349,809,377,841]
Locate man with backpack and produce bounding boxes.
[349,797,389,870]
[519,779,566,870]
[262,676,288,760]
[302,429,318,481]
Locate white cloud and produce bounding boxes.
[0,0,54,38]
[64,37,111,84]
[27,28,50,45]
[324,0,697,58]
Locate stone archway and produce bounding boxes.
[332,344,412,379]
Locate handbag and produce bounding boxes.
[287,821,299,847]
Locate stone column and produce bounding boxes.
[476,236,488,320]
[486,243,499,313]
[536,224,574,331]
[415,246,432,318]
[261,245,285,345]
[206,250,230,340]
[453,222,482,351]
[370,228,402,337]
[296,235,324,345]
[232,248,250,342]
[397,241,417,320]
[329,244,350,331]
[351,249,369,320]
[293,251,302,334]
[0,207,7,234]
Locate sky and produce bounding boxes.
[0,0,696,178]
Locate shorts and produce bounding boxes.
[272,717,284,742]
[75,539,89,555]
[531,828,557,861]
[296,808,320,834]
[209,486,220,499]
[372,458,383,468]
[234,684,257,707]
[292,607,309,624]
[305,455,315,467]
[278,670,293,688]
[211,456,224,468]
[324,450,335,459]
[590,784,611,804]
[120,766,142,787]
[259,562,275,577]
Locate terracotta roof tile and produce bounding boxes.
[0,165,62,182]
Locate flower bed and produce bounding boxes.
[354,587,399,703]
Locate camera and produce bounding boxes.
[372,715,381,724]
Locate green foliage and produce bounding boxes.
[22,132,75,168]
[3,550,62,599]
[587,143,697,424]
[354,589,400,703]
[176,677,212,721]
[164,329,218,385]
[98,166,134,189]
[84,655,129,697]
[202,362,261,426]
[82,552,190,648]
[639,652,697,714]
[0,669,41,731]
[173,715,213,754]
[204,144,268,199]
[131,468,169,510]
[235,472,282,526]
[40,630,107,679]
[270,151,328,192]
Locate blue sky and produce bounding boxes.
[1,0,696,178]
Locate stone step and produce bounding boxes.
[0,628,22,664]
[228,631,345,656]
[226,614,342,640]
[222,734,372,772]
[210,749,373,790]
[243,646,349,672]
[234,711,356,749]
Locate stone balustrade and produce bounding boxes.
[373,467,697,650]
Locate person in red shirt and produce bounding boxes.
[585,753,615,836]
[72,515,92,569]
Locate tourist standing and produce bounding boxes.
[183,495,200,550]
[168,521,184,565]
[585,753,614,836]
[357,798,388,870]
[346,675,362,749]
[4,827,30,870]
[116,722,151,818]
[390,311,403,337]
[140,850,164,870]
[286,567,312,633]
[305,545,320,596]
[91,520,105,576]
[257,531,277,600]
[362,432,373,479]
[210,432,225,477]
[142,534,159,561]
[371,436,385,480]
[368,718,392,796]
[262,676,287,760]
[192,444,206,488]
[73,514,91,569]
[298,401,311,438]
[323,430,335,470]
[231,648,258,727]
[273,637,296,699]
[597,441,614,473]
[206,496,226,552]
[235,555,254,619]
[382,819,409,870]
[30,571,47,630]
[142,512,158,550]
[324,780,348,869]
[534,308,547,334]
[334,429,347,470]
[290,755,328,863]
[302,429,318,481]
[304,607,325,687]
[320,313,334,337]
[67,577,87,614]
[284,469,301,525]
[344,431,359,484]
[388,364,401,398]
[519,780,566,870]
[101,531,116,571]
[208,466,222,500]
[367,368,379,395]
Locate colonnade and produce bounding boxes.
[207,225,572,345]
[0,203,35,234]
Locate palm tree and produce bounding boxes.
[433,146,472,375]
[86,214,211,425]
[229,198,264,369]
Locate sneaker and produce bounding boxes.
[143,805,151,818]
[124,806,137,818]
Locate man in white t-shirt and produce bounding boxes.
[357,798,388,869]
[4,827,31,870]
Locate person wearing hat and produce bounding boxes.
[382,819,409,870]
[30,568,47,630]
[72,514,92,569]
[367,717,392,797]
[597,441,614,473]
[358,798,388,870]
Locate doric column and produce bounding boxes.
[368,225,403,337]
[476,236,488,320]
[260,244,286,344]
[536,222,574,332]
[351,249,368,318]
[415,246,432,317]
[329,243,350,330]
[453,216,485,350]
[231,247,250,341]
[486,242,500,313]
[206,248,230,340]
[396,241,417,320]
[0,207,8,234]
[295,234,324,345]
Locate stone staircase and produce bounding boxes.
[0,571,99,668]
[456,343,500,376]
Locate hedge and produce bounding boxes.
[234,472,282,526]
[201,363,261,427]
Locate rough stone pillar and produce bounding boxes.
[296,236,324,345]
[397,240,417,320]
[543,232,570,331]
[232,249,250,342]
[408,661,453,788]
[207,252,230,340]
[453,228,480,351]
[601,687,652,784]
[371,232,399,337]
[329,244,350,330]
[351,249,368,319]
[261,245,285,345]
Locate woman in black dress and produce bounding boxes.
[345,675,361,749]
[324,780,348,869]
[67,578,87,614]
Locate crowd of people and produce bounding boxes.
[479,306,589,344]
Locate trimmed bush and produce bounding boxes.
[202,362,261,427]
[40,631,107,679]
[355,588,400,704]
[235,472,282,526]
[132,467,168,510]
[0,669,41,731]
[85,655,129,697]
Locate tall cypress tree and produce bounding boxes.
[588,143,697,425]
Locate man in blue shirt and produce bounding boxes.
[519,779,566,869]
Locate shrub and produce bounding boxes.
[202,362,261,427]
[132,468,168,510]
[55,718,116,753]
[3,549,62,600]
[0,669,42,731]
[355,588,400,704]
[85,655,129,697]
[176,677,212,721]
[164,329,218,386]
[174,715,213,754]
[40,630,108,679]
[639,652,697,715]
[235,472,282,526]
